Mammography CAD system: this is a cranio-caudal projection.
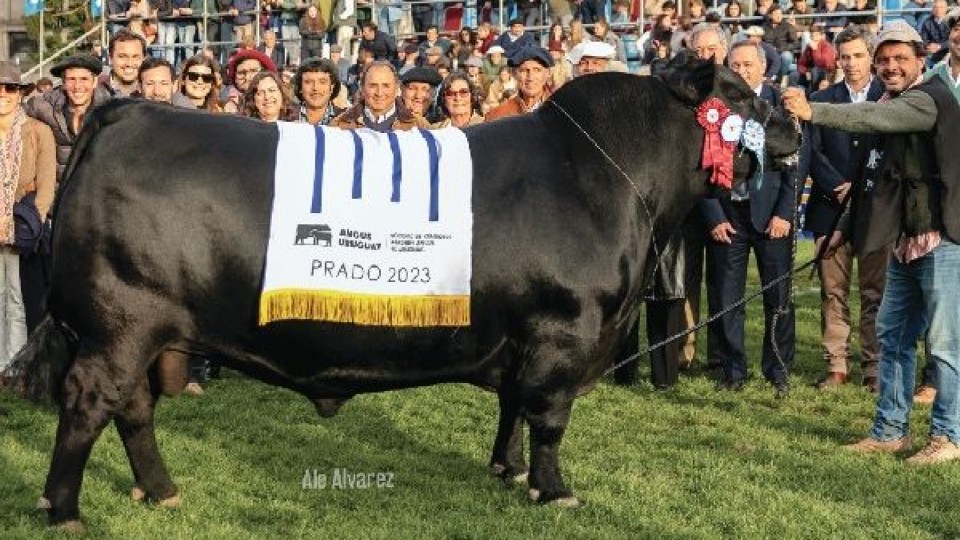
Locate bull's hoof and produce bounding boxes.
[490,463,529,484]
[529,489,579,507]
[130,485,146,502]
[53,520,86,534]
[36,496,51,510]
[158,494,181,508]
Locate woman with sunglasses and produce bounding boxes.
[433,73,483,129]
[174,54,223,112]
[0,62,55,382]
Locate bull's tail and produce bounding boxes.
[3,316,78,405]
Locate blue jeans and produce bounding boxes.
[871,240,960,444]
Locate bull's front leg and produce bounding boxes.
[489,389,528,483]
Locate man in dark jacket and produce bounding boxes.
[785,21,960,464]
[704,41,795,399]
[762,5,800,84]
[25,54,112,180]
[802,25,887,392]
[359,22,397,62]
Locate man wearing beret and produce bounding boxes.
[485,45,552,122]
[785,20,960,464]
[495,18,535,57]
[400,66,442,121]
[25,54,112,181]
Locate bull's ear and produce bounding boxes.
[660,54,717,106]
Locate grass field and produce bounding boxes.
[2,241,957,539]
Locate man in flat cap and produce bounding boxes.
[494,18,535,57]
[400,66,442,121]
[785,20,960,465]
[568,41,616,77]
[485,45,552,122]
[25,54,111,181]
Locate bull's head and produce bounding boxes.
[661,53,801,187]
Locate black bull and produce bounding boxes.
[8,60,799,528]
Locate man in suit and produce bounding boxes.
[704,41,796,399]
[804,26,889,392]
[258,30,286,70]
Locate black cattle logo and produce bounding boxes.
[295,224,332,246]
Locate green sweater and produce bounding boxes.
[809,89,937,133]
[924,61,960,104]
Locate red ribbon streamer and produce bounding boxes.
[696,97,736,190]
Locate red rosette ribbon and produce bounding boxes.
[696,97,736,189]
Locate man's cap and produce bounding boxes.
[486,45,506,55]
[50,54,103,78]
[463,56,483,68]
[874,19,923,49]
[401,66,442,86]
[567,41,616,64]
[507,44,554,68]
[509,17,525,26]
[426,46,444,55]
[404,43,419,54]
[330,44,343,53]
[946,6,960,28]
[0,62,28,87]
[744,26,765,37]
[810,21,826,32]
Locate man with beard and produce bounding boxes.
[294,58,345,126]
[785,20,960,464]
[400,66,442,121]
[568,41,615,77]
[99,29,147,97]
[804,25,887,393]
[485,45,552,121]
[330,61,429,131]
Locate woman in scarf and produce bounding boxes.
[0,62,55,381]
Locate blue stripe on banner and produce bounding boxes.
[418,129,440,222]
[310,126,325,213]
[388,132,402,202]
[350,131,363,199]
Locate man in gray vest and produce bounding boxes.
[785,20,960,465]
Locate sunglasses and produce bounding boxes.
[444,88,471,98]
[0,83,21,93]
[185,72,215,84]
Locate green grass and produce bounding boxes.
[2,241,957,539]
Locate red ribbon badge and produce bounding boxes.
[696,97,736,189]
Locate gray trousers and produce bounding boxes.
[0,246,27,370]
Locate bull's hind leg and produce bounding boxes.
[42,358,125,528]
[117,375,179,507]
[489,389,528,483]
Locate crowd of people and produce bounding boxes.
[0,0,959,463]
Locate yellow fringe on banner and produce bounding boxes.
[259,288,471,327]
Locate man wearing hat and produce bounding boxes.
[400,66,442,120]
[485,45,552,122]
[743,26,782,82]
[785,20,960,464]
[329,45,352,85]
[568,41,616,77]
[398,44,420,77]
[495,18,535,57]
[25,54,111,180]
[462,56,487,91]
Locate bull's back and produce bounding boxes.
[50,101,279,334]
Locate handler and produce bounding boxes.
[784,20,960,464]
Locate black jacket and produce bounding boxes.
[802,78,884,237]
